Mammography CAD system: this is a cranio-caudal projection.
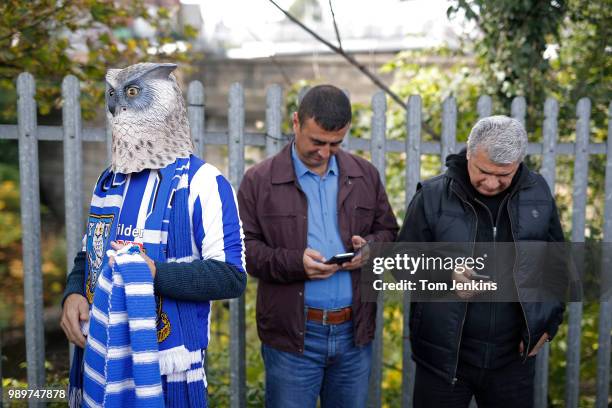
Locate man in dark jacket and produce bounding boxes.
[398,116,565,408]
[237,85,398,408]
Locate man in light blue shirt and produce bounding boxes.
[291,143,353,310]
[239,85,398,408]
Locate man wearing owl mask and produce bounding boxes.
[60,63,246,407]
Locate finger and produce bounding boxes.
[110,241,125,250]
[304,247,321,256]
[62,313,83,347]
[519,341,524,354]
[79,304,90,322]
[68,312,86,346]
[454,274,472,284]
[311,262,338,273]
[528,336,548,356]
[311,270,335,280]
[462,267,474,278]
[65,313,85,347]
[528,345,540,357]
[351,235,366,247]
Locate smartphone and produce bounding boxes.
[324,252,355,265]
[470,273,491,280]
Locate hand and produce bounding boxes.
[520,333,549,357]
[453,266,480,300]
[60,293,89,348]
[341,235,369,270]
[109,241,156,278]
[303,248,339,280]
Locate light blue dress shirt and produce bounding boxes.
[291,143,353,309]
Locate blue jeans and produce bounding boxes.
[261,320,372,408]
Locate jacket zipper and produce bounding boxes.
[506,198,531,361]
[449,183,476,384]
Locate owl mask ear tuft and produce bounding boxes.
[139,63,178,81]
[105,68,121,89]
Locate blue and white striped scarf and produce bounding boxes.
[70,157,208,407]
[83,245,164,407]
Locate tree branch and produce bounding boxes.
[267,0,439,139]
[328,0,342,50]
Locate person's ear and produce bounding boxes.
[292,112,300,134]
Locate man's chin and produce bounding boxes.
[478,189,502,196]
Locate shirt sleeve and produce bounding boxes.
[190,163,246,273]
[62,251,86,307]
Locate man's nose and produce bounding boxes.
[318,145,331,159]
[484,177,500,190]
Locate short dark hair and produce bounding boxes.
[297,85,352,131]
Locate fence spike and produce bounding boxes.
[440,96,457,171]
[228,82,246,408]
[477,95,492,119]
[17,72,46,398]
[565,97,591,408]
[266,84,284,157]
[188,80,206,157]
[511,96,527,127]
[402,94,421,408]
[367,90,387,408]
[595,101,612,408]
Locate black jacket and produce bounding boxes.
[398,150,566,383]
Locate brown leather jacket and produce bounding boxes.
[237,143,398,353]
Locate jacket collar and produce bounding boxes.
[271,141,362,184]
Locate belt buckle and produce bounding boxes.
[322,309,328,325]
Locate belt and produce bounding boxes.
[306,307,352,325]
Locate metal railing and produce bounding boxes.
[0,72,610,408]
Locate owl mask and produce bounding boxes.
[105,63,194,174]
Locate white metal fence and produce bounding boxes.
[0,72,611,408]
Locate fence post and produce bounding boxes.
[595,101,612,408]
[62,75,84,282]
[62,75,84,369]
[477,95,492,119]
[228,82,246,408]
[534,97,558,408]
[265,84,283,157]
[440,96,457,171]
[511,96,527,127]
[17,73,46,398]
[402,95,422,408]
[188,81,205,157]
[367,91,387,408]
[565,97,591,408]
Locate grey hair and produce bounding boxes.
[467,115,527,164]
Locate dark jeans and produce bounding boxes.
[414,357,536,408]
[261,320,372,408]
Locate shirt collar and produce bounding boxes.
[291,142,338,178]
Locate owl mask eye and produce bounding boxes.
[126,86,140,97]
[108,89,115,97]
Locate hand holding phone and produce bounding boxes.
[324,252,355,265]
[469,273,491,280]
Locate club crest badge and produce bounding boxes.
[86,214,114,304]
[156,296,171,342]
